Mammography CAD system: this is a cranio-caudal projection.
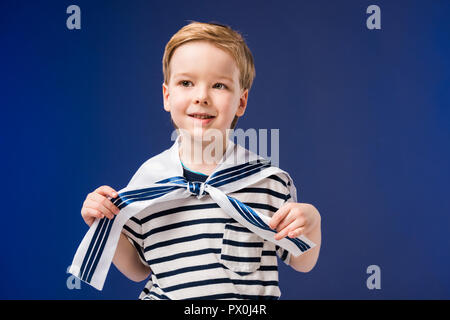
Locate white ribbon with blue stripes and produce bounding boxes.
[69,135,316,290]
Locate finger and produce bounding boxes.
[91,192,121,214]
[278,214,306,233]
[269,203,291,230]
[94,185,119,199]
[84,198,114,219]
[288,227,305,238]
[274,211,296,233]
[84,197,116,219]
[274,219,305,241]
[274,225,291,241]
[82,207,104,219]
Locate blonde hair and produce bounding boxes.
[163,21,256,92]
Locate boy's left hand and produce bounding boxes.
[269,203,321,240]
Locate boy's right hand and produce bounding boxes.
[81,185,121,227]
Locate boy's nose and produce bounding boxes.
[194,86,209,105]
[194,96,208,105]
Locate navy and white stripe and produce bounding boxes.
[69,136,315,293]
[75,160,311,287]
[124,169,296,300]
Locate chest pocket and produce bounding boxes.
[220,222,264,273]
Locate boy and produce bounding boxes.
[76,21,321,299]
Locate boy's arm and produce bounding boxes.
[112,232,151,282]
[270,201,322,273]
[288,216,321,273]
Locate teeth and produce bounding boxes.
[192,115,213,119]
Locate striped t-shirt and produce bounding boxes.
[122,162,294,300]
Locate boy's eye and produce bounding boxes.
[213,83,227,90]
[179,80,192,87]
[178,80,227,89]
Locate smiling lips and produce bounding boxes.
[189,113,216,125]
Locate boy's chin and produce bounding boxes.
[179,128,226,143]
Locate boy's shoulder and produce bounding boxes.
[230,171,295,215]
[126,146,176,188]
[254,171,292,196]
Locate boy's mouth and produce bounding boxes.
[188,113,216,125]
[188,113,216,119]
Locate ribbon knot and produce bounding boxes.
[186,181,207,199]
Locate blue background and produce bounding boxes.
[1,0,449,299]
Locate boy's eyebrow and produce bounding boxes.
[173,72,234,82]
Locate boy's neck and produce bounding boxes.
[178,135,228,176]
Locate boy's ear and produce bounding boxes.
[162,82,170,112]
[235,89,249,117]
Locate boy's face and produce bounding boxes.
[163,41,248,142]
